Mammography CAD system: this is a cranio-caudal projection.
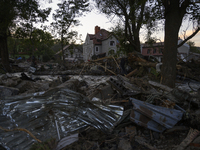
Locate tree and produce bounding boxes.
[51,0,89,64]
[157,0,200,87]
[187,40,200,53]
[31,29,55,60]
[94,0,156,52]
[0,0,51,72]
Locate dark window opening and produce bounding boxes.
[110,41,115,46]
[95,47,99,52]
[147,49,151,54]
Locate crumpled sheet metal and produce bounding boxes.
[130,98,184,132]
[0,88,123,150]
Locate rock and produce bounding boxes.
[0,74,7,81]
[2,77,21,87]
[16,80,49,93]
[16,80,33,93]
[118,138,132,150]
[0,86,19,99]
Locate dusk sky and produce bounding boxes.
[41,0,200,47]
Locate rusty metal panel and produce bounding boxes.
[130,98,184,132]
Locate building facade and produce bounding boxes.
[141,39,190,62]
[83,26,119,61]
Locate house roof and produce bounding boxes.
[55,45,71,55]
[88,29,113,45]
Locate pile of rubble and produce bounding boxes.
[0,56,200,150]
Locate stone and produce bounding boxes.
[117,138,132,150]
[0,86,19,99]
[2,78,20,87]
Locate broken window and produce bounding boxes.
[110,41,115,46]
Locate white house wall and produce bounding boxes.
[177,44,190,54]
[102,36,118,55]
[94,45,102,55]
[177,40,190,55]
[83,34,94,61]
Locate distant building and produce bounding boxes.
[55,44,83,61]
[83,26,119,61]
[141,39,190,62]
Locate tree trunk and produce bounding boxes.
[161,8,183,88]
[133,32,141,52]
[0,33,11,72]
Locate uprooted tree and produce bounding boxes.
[0,0,51,72]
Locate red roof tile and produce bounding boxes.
[88,29,111,45]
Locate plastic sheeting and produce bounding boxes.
[0,88,123,150]
[130,98,184,132]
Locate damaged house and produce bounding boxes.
[83,26,119,61]
[141,39,190,62]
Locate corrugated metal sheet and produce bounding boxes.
[130,98,184,132]
[0,88,123,150]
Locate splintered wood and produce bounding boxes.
[176,128,199,150]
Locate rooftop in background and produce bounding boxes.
[88,26,114,45]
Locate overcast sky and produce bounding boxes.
[40,0,200,47]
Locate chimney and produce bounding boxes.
[95,26,100,34]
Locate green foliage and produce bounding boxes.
[187,40,200,53]
[190,47,200,53]
[8,28,55,59]
[187,40,195,47]
[109,21,135,55]
[0,0,52,71]
[144,30,157,45]
[51,0,89,44]
[51,0,89,63]
[150,67,160,78]
[94,0,157,52]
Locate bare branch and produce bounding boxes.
[178,27,200,48]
